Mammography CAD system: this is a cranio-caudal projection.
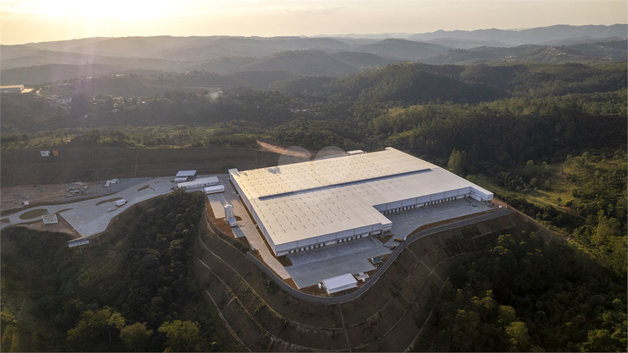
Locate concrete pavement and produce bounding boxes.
[210,174,291,280]
[247,208,512,304]
[3,177,175,237]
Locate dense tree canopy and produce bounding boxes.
[0,192,224,352]
[430,232,627,352]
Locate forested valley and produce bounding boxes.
[1,60,626,352]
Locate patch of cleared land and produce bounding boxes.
[1,143,282,187]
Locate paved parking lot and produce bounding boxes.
[286,236,390,288]
[283,198,491,288]
[384,198,491,245]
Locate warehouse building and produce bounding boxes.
[229,147,493,257]
[1,85,24,94]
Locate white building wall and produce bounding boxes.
[297,237,317,247]
[387,200,402,209]
[417,195,430,203]
[318,233,337,242]
[431,192,445,201]
[276,242,297,252]
[337,229,354,238]
[354,225,372,235]
[401,198,415,206]
[445,190,458,198]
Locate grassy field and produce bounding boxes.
[469,165,575,209]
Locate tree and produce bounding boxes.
[581,329,625,352]
[594,211,622,246]
[449,309,481,351]
[448,148,467,176]
[505,321,532,351]
[120,322,153,352]
[66,307,125,351]
[158,320,201,352]
[1,313,21,352]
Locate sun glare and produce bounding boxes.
[13,0,178,21]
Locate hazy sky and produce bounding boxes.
[1,0,626,44]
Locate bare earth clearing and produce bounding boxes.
[1,144,284,235]
[1,181,101,213]
[1,143,282,187]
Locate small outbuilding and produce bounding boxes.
[175,170,197,182]
[42,214,59,224]
[347,150,365,156]
[178,176,219,190]
[204,185,225,195]
[321,273,358,295]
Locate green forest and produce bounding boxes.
[425,232,626,352]
[1,60,626,352]
[1,192,233,352]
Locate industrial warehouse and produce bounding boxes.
[229,147,493,257]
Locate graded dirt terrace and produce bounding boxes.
[194,207,537,351]
[1,143,282,187]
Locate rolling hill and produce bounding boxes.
[3,25,625,85]
[0,64,127,85]
[186,50,359,75]
[424,39,627,65]
[326,63,507,104]
[355,38,449,60]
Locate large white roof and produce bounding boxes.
[232,148,433,199]
[231,148,492,247]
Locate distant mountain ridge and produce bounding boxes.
[1,24,626,85]
[409,24,628,47]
